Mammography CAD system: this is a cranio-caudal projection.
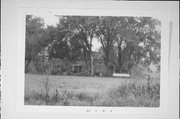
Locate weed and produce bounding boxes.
[103,82,160,107]
[25,74,160,107]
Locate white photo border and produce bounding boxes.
[16,7,169,115]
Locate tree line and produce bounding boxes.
[25,15,161,76]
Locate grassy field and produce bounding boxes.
[25,74,160,107]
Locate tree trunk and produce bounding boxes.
[90,55,94,76]
[117,46,123,73]
[25,58,31,73]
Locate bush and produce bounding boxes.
[25,57,71,75]
[25,61,38,73]
[79,71,91,76]
[131,64,146,78]
[48,58,70,75]
[104,82,160,107]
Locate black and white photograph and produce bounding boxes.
[24,14,161,107]
[2,1,179,119]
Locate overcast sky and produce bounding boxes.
[40,14,59,26]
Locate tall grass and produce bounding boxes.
[25,81,160,107]
[98,82,160,107]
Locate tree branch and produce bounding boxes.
[99,36,106,52]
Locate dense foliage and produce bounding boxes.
[25,15,161,76]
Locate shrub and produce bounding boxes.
[26,57,71,75]
[25,61,38,74]
[48,58,70,75]
[131,64,146,78]
[103,82,160,107]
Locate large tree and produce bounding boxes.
[46,25,70,60]
[56,16,99,75]
[25,15,46,72]
[95,16,161,75]
[115,17,161,74]
[95,17,120,76]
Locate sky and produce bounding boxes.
[38,14,101,51]
[40,14,59,26]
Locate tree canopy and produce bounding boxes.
[25,15,161,76]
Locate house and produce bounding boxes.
[69,61,87,74]
[69,52,107,76]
